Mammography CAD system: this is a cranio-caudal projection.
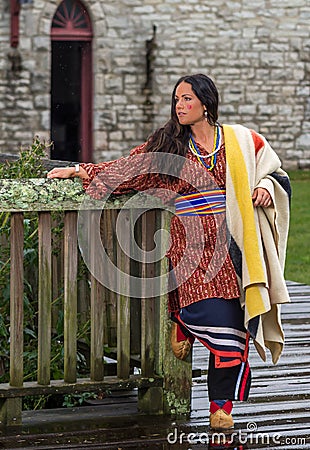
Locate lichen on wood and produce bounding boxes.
[0,178,84,211]
[0,178,168,212]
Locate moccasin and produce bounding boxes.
[170,322,192,360]
[210,408,234,430]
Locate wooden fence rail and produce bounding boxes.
[0,178,192,426]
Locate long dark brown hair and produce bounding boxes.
[145,74,219,180]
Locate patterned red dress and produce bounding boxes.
[80,139,240,312]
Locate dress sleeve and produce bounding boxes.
[79,143,158,199]
[80,143,144,187]
[78,142,183,203]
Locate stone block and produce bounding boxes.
[296,133,310,151]
[41,111,50,130]
[16,100,33,110]
[299,160,310,169]
[33,37,49,52]
[94,131,108,149]
[34,95,50,109]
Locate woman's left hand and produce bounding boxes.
[252,187,272,207]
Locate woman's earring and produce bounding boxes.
[204,110,208,118]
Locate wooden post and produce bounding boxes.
[129,211,141,357]
[7,212,24,425]
[157,210,192,417]
[63,211,78,383]
[38,212,52,385]
[51,215,63,334]
[116,210,131,379]
[102,209,117,348]
[138,210,163,414]
[90,210,105,381]
[140,210,156,377]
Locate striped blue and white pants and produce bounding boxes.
[172,297,251,401]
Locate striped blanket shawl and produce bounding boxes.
[224,124,291,364]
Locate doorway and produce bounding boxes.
[51,41,82,162]
[50,0,93,162]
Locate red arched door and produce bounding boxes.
[51,0,93,162]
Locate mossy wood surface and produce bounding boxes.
[0,179,167,212]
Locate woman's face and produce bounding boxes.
[174,81,206,126]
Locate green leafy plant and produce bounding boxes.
[0,136,49,179]
[62,392,97,408]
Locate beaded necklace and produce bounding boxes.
[188,124,221,171]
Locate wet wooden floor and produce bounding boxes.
[0,281,309,449]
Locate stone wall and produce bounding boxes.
[0,0,309,169]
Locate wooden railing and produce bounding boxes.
[0,178,192,426]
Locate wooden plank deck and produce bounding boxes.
[190,281,310,448]
[0,281,309,449]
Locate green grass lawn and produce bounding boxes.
[285,170,310,285]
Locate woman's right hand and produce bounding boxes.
[47,166,89,179]
[47,167,75,179]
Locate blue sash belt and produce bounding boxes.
[175,189,226,216]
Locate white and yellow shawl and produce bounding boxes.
[223,124,291,364]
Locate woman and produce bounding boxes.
[47,74,291,430]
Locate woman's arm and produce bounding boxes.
[47,143,147,181]
[46,143,167,200]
